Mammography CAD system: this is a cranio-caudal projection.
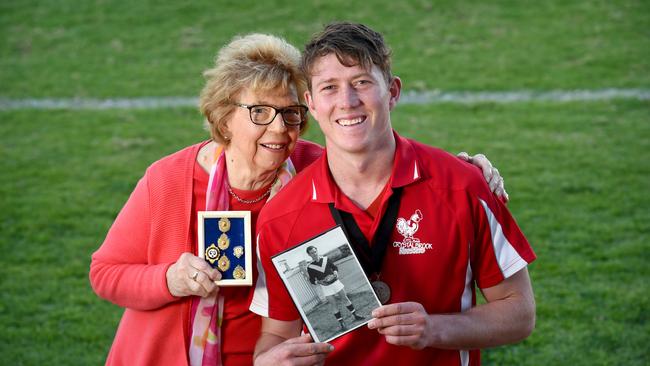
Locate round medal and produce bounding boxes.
[217,255,231,272]
[205,244,220,265]
[218,217,231,232]
[233,265,246,279]
[217,233,230,250]
[371,280,391,304]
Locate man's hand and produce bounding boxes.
[254,334,333,366]
[367,302,433,350]
[369,269,535,350]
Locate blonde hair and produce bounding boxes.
[199,34,308,144]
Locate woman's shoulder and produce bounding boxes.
[147,141,206,173]
[141,141,207,188]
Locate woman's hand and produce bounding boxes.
[457,152,509,202]
[166,252,221,298]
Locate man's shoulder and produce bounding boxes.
[405,137,489,193]
[259,159,320,226]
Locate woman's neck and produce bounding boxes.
[196,141,278,191]
[224,149,278,191]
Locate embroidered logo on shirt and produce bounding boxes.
[393,209,433,255]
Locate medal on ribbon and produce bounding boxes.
[328,188,403,305]
[371,280,391,304]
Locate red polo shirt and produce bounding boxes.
[251,132,536,366]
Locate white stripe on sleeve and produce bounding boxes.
[249,233,270,317]
[459,252,473,366]
[479,199,528,278]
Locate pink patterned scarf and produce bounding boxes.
[188,144,296,366]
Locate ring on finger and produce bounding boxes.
[190,271,199,281]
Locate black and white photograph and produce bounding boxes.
[271,226,381,343]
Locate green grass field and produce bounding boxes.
[1,1,648,365]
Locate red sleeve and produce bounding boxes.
[89,173,178,310]
[471,185,536,289]
[250,222,301,321]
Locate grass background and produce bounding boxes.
[1,0,648,364]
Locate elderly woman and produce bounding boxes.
[90,33,505,366]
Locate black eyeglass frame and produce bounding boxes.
[234,103,308,127]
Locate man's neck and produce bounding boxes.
[327,136,396,210]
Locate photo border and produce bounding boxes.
[198,210,252,286]
[271,225,382,343]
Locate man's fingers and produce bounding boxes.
[266,335,332,365]
[284,333,313,344]
[369,312,417,329]
[290,342,334,357]
[376,321,426,335]
[372,302,418,318]
[384,334,421,347]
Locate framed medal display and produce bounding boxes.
[198,211,252,286]
[271,226,382,343]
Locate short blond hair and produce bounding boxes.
[199,34,308,144]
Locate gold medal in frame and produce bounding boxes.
[198,211,252,286]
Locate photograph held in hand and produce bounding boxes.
[271,226,381,342]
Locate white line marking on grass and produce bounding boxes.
[400,88,650,104]
[0,97,198,110]
[0,89,648,110]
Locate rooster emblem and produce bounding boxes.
[396,210,423,239]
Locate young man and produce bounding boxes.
[250,22,536,366]
[306,246,365,331]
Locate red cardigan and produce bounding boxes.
[89,140,323,365]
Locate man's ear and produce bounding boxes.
[304,89,315,111]
[388,76,402,110]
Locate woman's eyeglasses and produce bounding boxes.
[234,103,307,127]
